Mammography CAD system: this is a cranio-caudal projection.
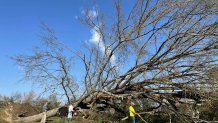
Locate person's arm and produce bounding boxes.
[133,111,138,115]
[132,110,138,115]
[58,108,61,116]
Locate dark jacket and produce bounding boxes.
[58,106,68,117]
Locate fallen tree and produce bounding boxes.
[13,0,218,122]
[14,108,58,123]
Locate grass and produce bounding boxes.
[46,116,82,123]
[46,116,120,123]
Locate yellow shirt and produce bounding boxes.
[129,106,135,116]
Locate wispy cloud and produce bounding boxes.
[74,16,78,20]
[87,10,116,66]
[88,10,97,19]
[81,9,97,19]
[90,26,116,66]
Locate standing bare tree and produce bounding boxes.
[13,23,78,104]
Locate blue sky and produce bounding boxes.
[0,0,128,96]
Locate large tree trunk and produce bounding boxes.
[13,108,58,123]
[12,97,87,123]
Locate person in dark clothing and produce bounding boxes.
[58,104,68,123]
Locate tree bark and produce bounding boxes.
[13,108,58,123]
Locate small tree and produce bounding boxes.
[11,92,22,103]
[48,94,60,109]
[13,23,78,104]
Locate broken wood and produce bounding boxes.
[14,108,58,123]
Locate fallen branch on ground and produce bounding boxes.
[121,111,154,121]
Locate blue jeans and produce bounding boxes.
[130,116,136,123]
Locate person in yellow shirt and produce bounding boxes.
[129,102,138,123]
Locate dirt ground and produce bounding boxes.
[0,102,40,122]
[11,103,40,118]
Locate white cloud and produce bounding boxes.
[81,9,98,19]
[84,8,116,66]
[89,27,116,66]
[88,10,97,18]
[90,27,102,44]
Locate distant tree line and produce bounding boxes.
[0,91,60,110]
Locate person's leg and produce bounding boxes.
[68,112,72,122]
[64,117,67,123]
[61,116,64,123]
[68,118,71,123]
[70,112,73,121]
[135,116,138,123]
[68,118,72,123]
[130,116,135,123]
